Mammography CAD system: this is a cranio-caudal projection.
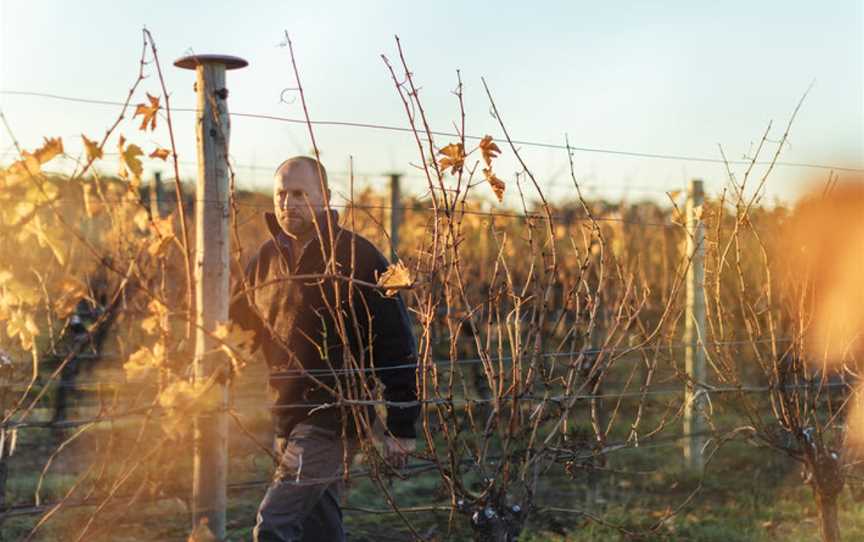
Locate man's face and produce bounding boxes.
[272,161,328,237]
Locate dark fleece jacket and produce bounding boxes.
[229,211,419,438]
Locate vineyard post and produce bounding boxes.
[683,178,707,471]
[175,53,248,539]
[389,172,402,262]
[150,171,164,218]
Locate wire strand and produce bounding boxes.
[2,89,860,173]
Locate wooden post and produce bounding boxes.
[150,171,163,218]
[683,178,706,471]
[175,53,247,540]
[389,173,403,262]
[0,350,13,529]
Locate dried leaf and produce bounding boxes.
[25,181,58,204]
[134,93,161,131]
[483,168,506,203]
[159,379,219,437]
[151,213,175,238]
[437,143,465,175]
[7,311,39,351]
[140,298,169,335]
[188,519,218,542]
[123,343,165,383]
[213,321,257,373]
[478,135,501,167]
[213,321,257,351]
[53,278,89,319]
[82,134,103,162]
[665,190,683,202]
[376,261,413,296]
[141,315,160,335]
[149,147,171,161]
[3,154,41,186]
[12,202,35,226]
[2,278,41,306]
[147,235,173,258]
[118,135,144,183]
[32,137,64,164]
[134,208,150,233]
[22,216,65,266]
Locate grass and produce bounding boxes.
[4,364,864,541]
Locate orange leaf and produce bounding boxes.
[376,261,413,296]
[483,168,506,203]
[32,137,64,164]
[437,143,465,175]
[478,135,501,167]
[81,134,103,162]
[149,147,170,161]
[134,93,161,131]
[53,278,89,319]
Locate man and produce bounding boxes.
[229,156,419,541]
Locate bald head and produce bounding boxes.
[272,156,331,238]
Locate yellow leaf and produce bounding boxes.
[158,379,219,437]
[213,321,257,373]
[118,135,144,183]
[188,519,218,542]
[478,135,501,167]
[149,147,170,161]
[3,154,41,186]
[22,216,66,266]
[45,236,66,266]
[151,213,175,238]
[25,181,58,204]
[4,278,41,306]
[159,380,194,409]
[147,235,173,258]
[81,134,103,162]
[134,93,161,131]
[437,143,465,175]
[7,311,38,351]
[123,344,164,383]
[32,137,63,165]
[53,278,89,319]
[12,202,35,225]
[376,261,413,296]
[483,168,506,203]
[141,315,160,335]
[134,208,150,233]
[148,298,169,319]
[0,270,12,285]
[665,190,682,202]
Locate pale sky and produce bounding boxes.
[1,0,861,206]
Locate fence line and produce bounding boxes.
[7,337,794,392]
[0,430,732,519]
[2,152,685,197]
[4,378,848,431]
[2,89,861,173]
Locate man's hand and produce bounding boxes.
[383,436,416,468]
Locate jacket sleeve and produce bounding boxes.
[229,256,264,353]
[360,249,420,439]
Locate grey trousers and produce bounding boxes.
[253,424,357,542]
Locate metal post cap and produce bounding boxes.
[174,54,248,70]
